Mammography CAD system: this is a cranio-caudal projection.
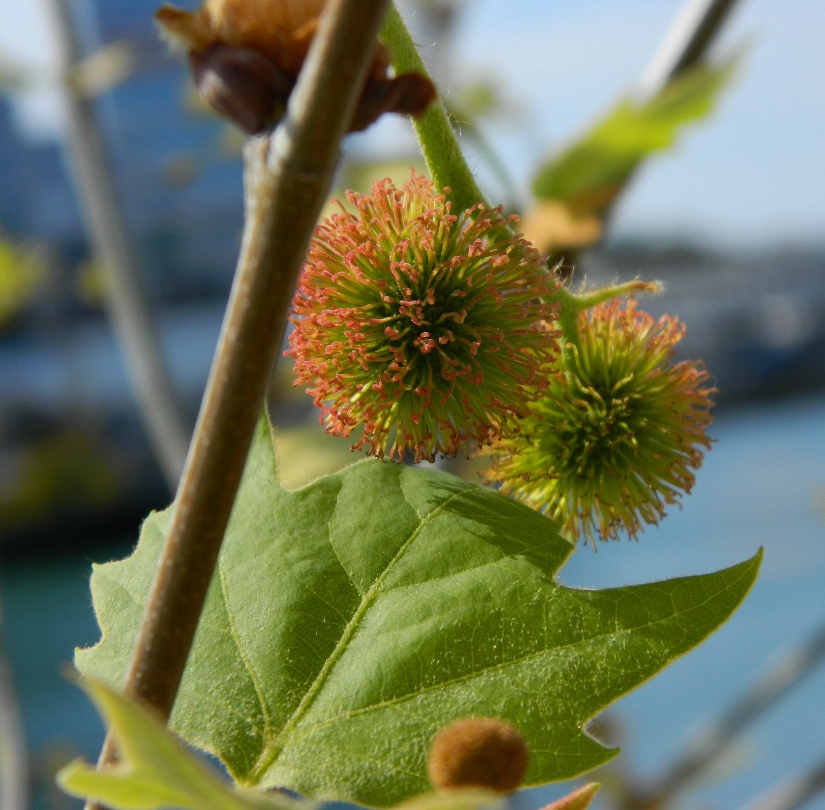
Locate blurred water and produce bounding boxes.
[0,304,224,411]
[1,393,824,810]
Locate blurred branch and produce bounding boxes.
[649,619,825,802]
[46,0,191,489]
[548,0,742,277]
[0,599,27,810]
[411,0,461,86]
[448,110,520,209]
[638,0,741,100]
[740,757,825,810]
[604,0,741,219]
[87,0,393,797]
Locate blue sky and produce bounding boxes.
[449,0,825,248]
[1,0,823,248]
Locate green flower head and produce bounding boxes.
[486,299,714,544]
[288,173,558,462]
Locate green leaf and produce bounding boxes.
[397,789,503,810]
[77,417,760,807]
[58,677,306,810]
[58,678,503,810]
[531,60,735,214]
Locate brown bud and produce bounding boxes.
[427,717,529,793]
[190,44,292,135]
[155,0,436,135]
[350,72,437,133]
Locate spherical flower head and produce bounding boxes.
[485,299,714,544]
[288,173,559,462]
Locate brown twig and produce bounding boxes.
[46,0,191,489]
[88,0,392,789]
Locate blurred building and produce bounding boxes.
[0,0,251,546]
[0,2,246,305]
[78,0,246,301]
[0,96,81,252]
[2,0,825,546]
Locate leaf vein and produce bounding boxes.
[219,561,272,731]
[326,485,364,596]
[378,538,559,596]
[294,577,740,730]
[244,487,466,783]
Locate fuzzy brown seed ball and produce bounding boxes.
[427,717,529,793]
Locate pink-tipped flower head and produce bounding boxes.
[485,299,715,545]
[288,173,558,462]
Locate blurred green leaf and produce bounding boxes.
[274,424,359,490]
[67,41,137,99]
[0,430,116,529]
[396,788,503,810]
[58,678,307,810]
[0,239,45,327]
[340,158,429,196]
[531,60,735,216]
[452,81,503,120]
[60,679,503,810]
[77,416,760,807]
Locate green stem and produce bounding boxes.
[555,286,582,364]
[573,279,662,311]
[381,4,488,213]
[553,279,661,368]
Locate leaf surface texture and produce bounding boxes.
[78,418,760,807]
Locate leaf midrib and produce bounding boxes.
[290,575,733,733]
[243,488,464,785]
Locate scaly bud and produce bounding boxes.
[155,0,436,134]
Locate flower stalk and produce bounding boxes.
[553,280,663,372]
[380,4,488,213]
